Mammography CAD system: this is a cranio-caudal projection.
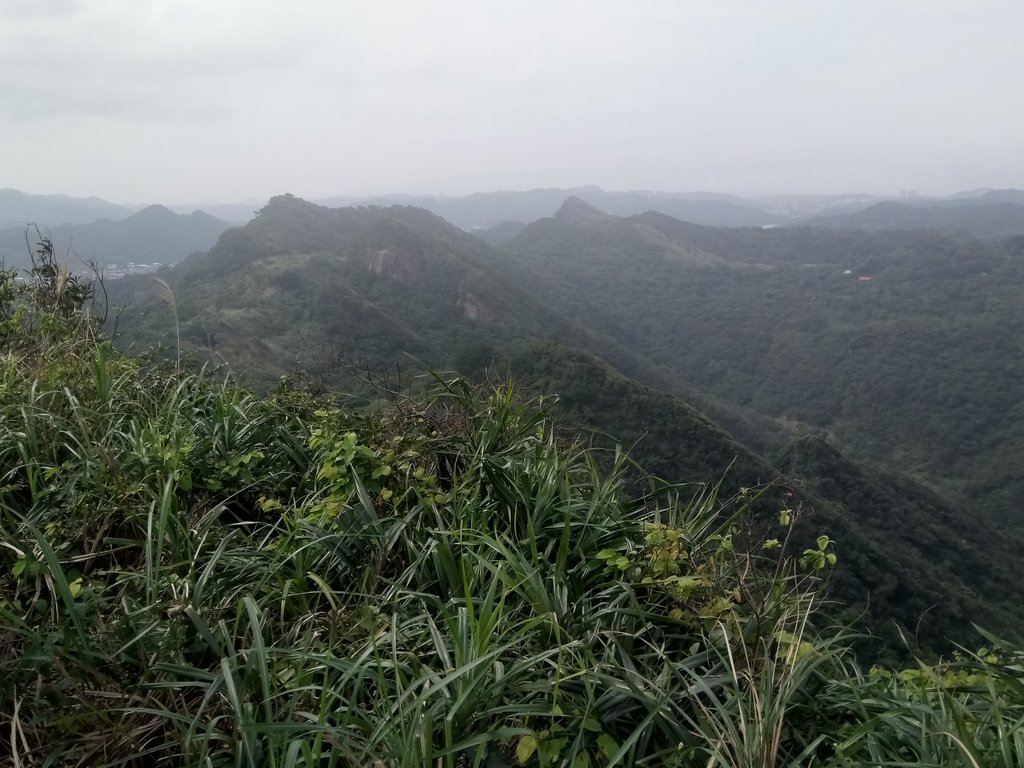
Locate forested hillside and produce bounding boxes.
[101,194,1024,659]
[110,195,569,392]
[504,202,1024,528]
[488,341,1024,656]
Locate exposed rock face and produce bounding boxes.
[368,246,424,280]
[462,292,497,323]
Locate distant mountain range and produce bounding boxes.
[0,204,232,270]
[0,188,255,233]
[0,188,131,229]
[804,198,1024,239]
[315,186,784,229]
[5,185,1024,237]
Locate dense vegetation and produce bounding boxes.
[7,228,1024,768]
[503,202,1024,527]
[109,195,577,394]
[104,196,1024,657]
[485,341,1024,658]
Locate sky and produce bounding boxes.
[1,0,1022,204]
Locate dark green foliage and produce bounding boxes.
[503,205,1024,528]
[487,341,1024,658]
[0,274,826,765]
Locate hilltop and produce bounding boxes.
[109,195,572,392]
[316,186,784,230]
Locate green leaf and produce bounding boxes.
[175,468,192,491]
[596,733,619,760]
[517,734,538,765]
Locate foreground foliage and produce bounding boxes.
[3,254,1024,766]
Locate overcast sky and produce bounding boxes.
[2,0,1022,204]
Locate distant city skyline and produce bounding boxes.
[2,1,1022,204]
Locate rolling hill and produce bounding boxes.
[317,186,785,230]
[805,199,1024,239]
[0,188,132,230]
[501,202,1024,530]
[109,194,578,393]
[0,204,232,270]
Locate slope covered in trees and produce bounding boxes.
[503,203,1024,528]
[109,195,577,393]
[491,341,1024,656]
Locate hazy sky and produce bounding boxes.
[2,0,1022,203]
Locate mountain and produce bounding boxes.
[502,203,1024,530]
[754,192,891,218]
[109,195,578,393]
[0,205,232,271]
[162,201,266,224]
[0,188,132,230]
[472,220,527,247]
[316,186,785,230]
[774,434,1024,656]
[931,188,1024,207]
[805,200,1024,239]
